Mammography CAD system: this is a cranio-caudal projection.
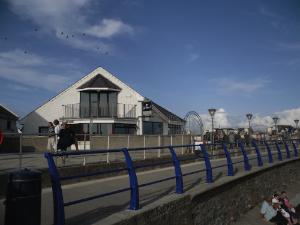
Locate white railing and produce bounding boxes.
[62,103,136,119]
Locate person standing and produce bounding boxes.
[53,119,60,152]
[47,122,56,152]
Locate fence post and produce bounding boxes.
[200,144,213,183]
[222,144,234,176]
[275,142,283,161]
[158,135,161,158]
[106,136,110,163]
[238,141,251,171]
[168,146,183,194]
[181,135,184,155]
[251,140,263,167]
[143,135,146,160]
[292,141,298,157]
[44,153,65,225]
[284,141,291,159]
[122,148,139,210]
[127,135,130,149]
[19,133,23,169]
[264,141,274,163]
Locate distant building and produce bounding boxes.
[0,104,18,133]
[20,67,185,135]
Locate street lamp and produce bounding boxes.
[272,117,279,134]
[208,108,216,147]
[246,113,253,131]
[294,119,299,129]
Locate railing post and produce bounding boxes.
[292,141,298,157]
[200,144,213,183]
[238,141,251,171]
[275,142,283,161]
[44,153,65,225]
[122,148,139,210]
[168,146,184,194]
[284,141,291,159]
[251,140,263,167]
[264,141,273,163]
[222,144,234,176]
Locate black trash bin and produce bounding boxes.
[5,168,42,225]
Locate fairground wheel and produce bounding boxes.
[184,111,204,135]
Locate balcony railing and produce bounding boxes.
[62,103,136,119]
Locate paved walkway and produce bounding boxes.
[234,180,300,225]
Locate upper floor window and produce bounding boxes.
[80,91,118,118]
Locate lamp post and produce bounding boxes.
[294,119,299,129]
[208,108,216,149]
[272,117,279,134]
[246,113,253,133]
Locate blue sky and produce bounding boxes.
[1,0,300,127]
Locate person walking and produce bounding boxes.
[57,122,78,164]
[47,122,56,152]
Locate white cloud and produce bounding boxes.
[187,53,199,63]
[0,49,82,91]
[6,0,135,52]
[199,108,232,131]
[277,42,300,51]
[199,107,300,132]
[0,49,46,66]
[212,77,270,95]
[86,19,134,38]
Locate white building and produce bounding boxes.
[0,104,18,133]
[20,67,185,135]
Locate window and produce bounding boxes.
[143,122,163,135]
[99,92,108,117]
[168,124,182,135]
[87,123,112,135]
[80,91,118,118]
[6,120,11,130]
[80,92,89,117]
[114,123,136,135]
[39,126,48,135]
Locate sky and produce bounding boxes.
[1,0,300,130]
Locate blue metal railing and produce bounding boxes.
[44,139,300,225]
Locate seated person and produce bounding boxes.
[272,198,293,225]
[280,191,298,224]
[261,197,288,225]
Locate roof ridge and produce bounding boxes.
[0,104,19,118]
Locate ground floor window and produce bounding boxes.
[143,121,163,135]
[113,123,136,135]
[72,123,136,135]
[38,126,48,135]
[168,124,182,135]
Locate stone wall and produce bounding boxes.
[98,158,300,225]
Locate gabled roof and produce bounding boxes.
[77,74,121,91]
[0,104,18,120]
[151,101,185,123]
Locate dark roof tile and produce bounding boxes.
[77,74,121,90]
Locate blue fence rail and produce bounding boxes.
[44,139,300,225]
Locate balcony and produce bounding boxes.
[62,103,136,119]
